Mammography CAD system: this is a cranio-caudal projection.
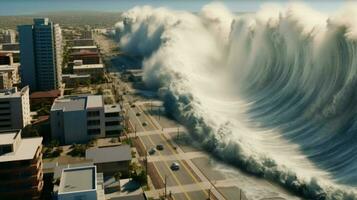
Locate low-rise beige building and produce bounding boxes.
[73,60,104,77]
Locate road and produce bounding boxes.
[124,102,210,200]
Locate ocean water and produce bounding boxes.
[115,2,357,200]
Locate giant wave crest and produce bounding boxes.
[116,3,357,199]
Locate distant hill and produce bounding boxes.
[0,11,122,29]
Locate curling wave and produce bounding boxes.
[116,3,357,199]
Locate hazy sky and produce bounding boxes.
[0,0,346,16]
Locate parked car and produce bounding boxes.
[156,144,164,150]
[136,112,141,116]
[148,148,156,155]
[142,121,148,126]
[131,104,136,108]
[170,162,180,171]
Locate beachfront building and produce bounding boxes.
[0,87,31,131]
[50,95,123,144]
[18,18,63,91]
[0,130,43,200]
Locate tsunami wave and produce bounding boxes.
[115,3,357,200]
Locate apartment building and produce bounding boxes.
[0,86,31,131]
[18,18,63,91]
[50,95,123,144]
[0,130,43,200]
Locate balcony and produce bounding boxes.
[0,156,42,174]
[0,170,43,186]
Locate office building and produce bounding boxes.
[57,165,105,200]
[0,130,43,200]
[50,95,123,144]
[18,18,63,91]
[0,87,31,130]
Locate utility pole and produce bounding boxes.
[164,175,167,198]
[177,126,180,139]
[144,151,148,185]
[134,124,137,138]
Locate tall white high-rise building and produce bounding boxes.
[18,18,63,91]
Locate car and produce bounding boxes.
[142,121,148,126]
[148,148,156,155]
[136,112,141,116]
[156,144,164,150]
[170,162,180,171]
[130,104,136,108]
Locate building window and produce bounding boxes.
[87,120,100,126]
[106,130,121,135]
[87,128,100,135]
[105,121,120,126]
[0,145,12,155]
[87,111,100,117]
[105,112,120,117]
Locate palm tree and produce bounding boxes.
[114,172,122,192]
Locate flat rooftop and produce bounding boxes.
[73,63,104,70]
[86,95,103,108]
[0,135,42,162]
[52,96,86,112]
[0,131,17,145]
[51,95,103,112]
[62,74,91,78]
[59,166,96,194]
[0,87,28,99]
[86,145,131,164]
[104,104,121,113]
[70,45,97,50]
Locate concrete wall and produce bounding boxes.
[50,109,65,143]
[96,161,130,176]
[63,110,87,144]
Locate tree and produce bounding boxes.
[114,171,122,192]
